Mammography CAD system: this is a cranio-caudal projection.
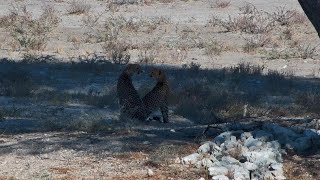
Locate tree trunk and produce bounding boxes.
[298,0,320,38]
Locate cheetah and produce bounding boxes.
[142,68,170,123]
[117,64,147,121]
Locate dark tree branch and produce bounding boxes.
[298,0,320,38]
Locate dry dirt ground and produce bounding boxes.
[0,0,319,179]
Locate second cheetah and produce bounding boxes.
[142,68,170,123]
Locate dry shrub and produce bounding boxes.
[213,0,231,8]
[221,13,274,34]
[289,10,308,24]
[204,39,225,56]
[138,48,159,64]
[67,0,91,15]
[2,4,60,51]
[242,34,271,53]
[239,3,257,14]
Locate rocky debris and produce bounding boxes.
[181,153,200,165]
[211,175,229,180]
[182,124,320,180]
[147,168,154,177]
[263,124,320,152]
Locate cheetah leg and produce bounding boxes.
[160,105,169,123]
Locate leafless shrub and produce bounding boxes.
[103,40,130,64]
[265,48,295,60]
[169,48,188,63]
[82,13,103,28]
[213,0,231,8]
[220,13,274,34]
[206,15,222,27]
[111,0,140,5]
[138,49,158,64]
[156,0,175,3]
[227,62,265,75]
[239,3,257,14]
[280,28,293,40]
[3,4,60,51]
[296,44,318,59]
[242,34,271,53]
[266,44,317,60]
[204,39,224,56]
[67,0,91,15]
[289,10,307,24]
[182,62,201,72]
[271,6,295,26]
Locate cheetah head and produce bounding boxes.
[124,64,143,76]
[150,68,166,82]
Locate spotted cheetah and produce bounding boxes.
[142,68,170,123]
[117,64,147,121]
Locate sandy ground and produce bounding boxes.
[0,0,319,179]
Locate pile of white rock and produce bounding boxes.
[182,123,320,180]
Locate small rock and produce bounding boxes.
[213,132,231,145]
[143,141,150,145]
[208,166,228,176]
[147,169,154,176]
[231,136,237,143]
[243,162,258,171]
[182,153,200,165]
[241,132,253,140]
[170,129,176,132]
[174,157,181,164]
[244,137,262,149]
[232,165,250,180]
[198,142,214,154]
[221,156,240,165]
[269,163,282,171]
[211,175,229,180]
[201,158,214,168]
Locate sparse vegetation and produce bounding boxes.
[204,39,224,56]
[220,13,274,34]
[2,4,60,51]
[67,0,91,15]
[242,34,271,53]
[213,0,231,9]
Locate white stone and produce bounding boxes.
[208,166,228,176]
[174,157,181,164]
[198,142,214,154]
[147,169,154,176]
[243,162,258,171]
[214,132,232,145]
[182,153,200,165]
[241,132,253,141]
[202,158,214,168]
[221,156,240,165]
[230,165,250,179]
[211,175,229,180]
[242,151,276,163]
[244,137,262,148]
